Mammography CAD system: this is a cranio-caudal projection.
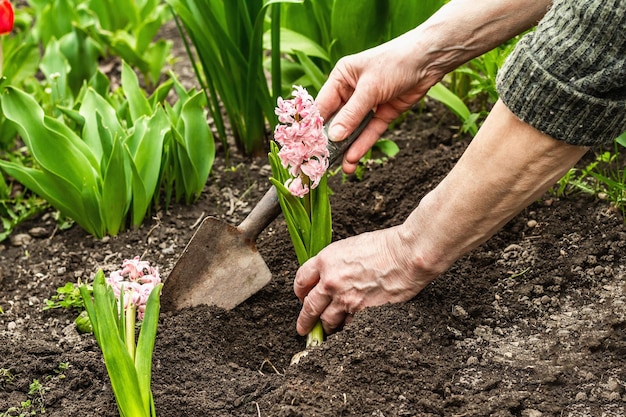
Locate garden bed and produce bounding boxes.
[1,99,625,416]
[2,18,626,416]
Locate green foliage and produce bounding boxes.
[44,282,89,311]
[167,0,300,157]
[426,83,479,136]
[344,138,400,182]
[275,0,445,95]
[0,174,47,242]
[80,270,161,417]
[28,0,171,87]
[0,362,72,416]
[0,64,214,238]
[555,143,626,217]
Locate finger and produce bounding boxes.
[341,116,389,174]
[294,257,320,302]
[296,289,331,336]
[315,73,353,121]
[326,82,379,142]
[319,304,351,335]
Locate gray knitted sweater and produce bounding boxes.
[496,0,626,146]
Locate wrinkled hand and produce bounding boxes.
[294,224,438,336]
[316,31,445,174]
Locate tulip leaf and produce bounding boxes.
[79,88,124,161]
[102,136,130,236]
[1,87,99,192]
[121,61,152,121]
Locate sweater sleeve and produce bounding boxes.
[496,0,626,147]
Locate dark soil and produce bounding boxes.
[1,23,626,417]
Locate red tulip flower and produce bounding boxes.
[0,0,14,35]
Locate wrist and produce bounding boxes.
[396,192,455,286]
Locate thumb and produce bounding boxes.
[326,89,377,142]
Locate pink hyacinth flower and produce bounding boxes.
[107,257,161,320]
[274,85,329,198]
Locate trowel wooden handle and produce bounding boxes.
[238,185,281,243]
[238,111,375,242]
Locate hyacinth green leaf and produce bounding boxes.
[79,283,98,339]
[134,283,162,416]
[308,174,331,258]
[121,61,152,121]
[270,178,309,265]
[84,271,148,417]
[1,87,100,192]
[101,137,130,236]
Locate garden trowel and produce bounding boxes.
[161,111,374,312]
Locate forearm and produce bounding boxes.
[400,100,588,276]
[412,0,551,78]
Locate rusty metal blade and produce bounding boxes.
[161,217,272,311]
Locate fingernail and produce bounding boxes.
[329,124,346,142]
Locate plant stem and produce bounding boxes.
[306,320,324,347]
[125,305,136,361]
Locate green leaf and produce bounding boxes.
[129,108,169,202]
[121,61,152,121]
[330,0,389,62]
[426,82,478,136]
[177,91,215,202]
[101,137,130,236]
[263,27,329,61]
[308,174,331,258]
[293,50,326,93]
[0,161,98,235]
[134,283,162,416]
[79,88,124,161]
[373,138,400,158]
[40,38,71,104]
[270,178,309,264]
[388,0,444,38]
[85,271,148,417]
[1,87,100,191]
